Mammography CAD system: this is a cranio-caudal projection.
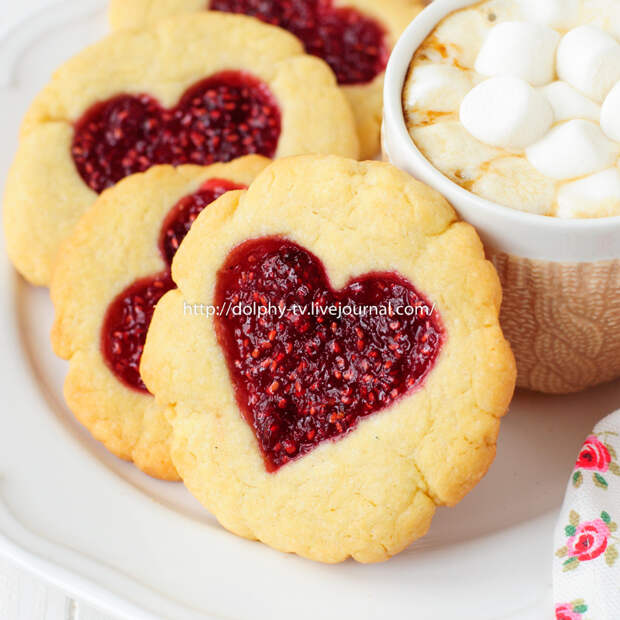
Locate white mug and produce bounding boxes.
[382,0,620,393]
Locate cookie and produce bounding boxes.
[108,0,428,159]
[4,13,359,286]
[50,156,270,480]
[140,155,516,562]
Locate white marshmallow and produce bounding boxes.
[581,1,620,41]
[460,76,553,149]
[601,81,620,142]
[471,157,556,215]
[474,21,560,86]
[405,64,473,112]
[412,121,503,183]
[526,119,620,180]
[432,8,494,69]
[541,81,601,122]
[519,0,580,30]
[557,168,620,217]
[556,25,620,102]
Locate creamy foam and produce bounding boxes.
[403,0,620,218]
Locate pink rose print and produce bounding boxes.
[567,518,610,561]
[555,601,588,619]
[555,604,580,620]
[557,511,618,571]
[576,435,611,472]
[572,433,620,489]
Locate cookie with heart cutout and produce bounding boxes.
[50,156,270,480]
[4,12,359,287]
[140,154,516,561]
[108,0,428,159]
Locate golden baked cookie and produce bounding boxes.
[141,155,516,562]
[4,13,359,287]
[51,156,270,480]
[108,0,428,159]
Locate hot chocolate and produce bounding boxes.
[403,0,620,218]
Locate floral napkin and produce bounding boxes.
[554,410,620,620]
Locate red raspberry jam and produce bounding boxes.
[160,178,246,265]
[102,273,175,392]
[214,238,443,471]
[72,71,280,194]
[209,0,389,85]
[103,179,247,392]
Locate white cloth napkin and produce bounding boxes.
[554,410,620,620]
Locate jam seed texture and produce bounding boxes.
[102,178,246,392]
[209,0,389,86]
[215,237,443,471]
[73,72,280,194]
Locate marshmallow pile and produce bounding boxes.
[456,4,620,215]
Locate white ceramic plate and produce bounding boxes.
[1,2,619,618]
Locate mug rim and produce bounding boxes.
[383,0,620,237]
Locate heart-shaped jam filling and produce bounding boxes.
[102,179,246,392]
[102,273,175,392]
[209,0,389,85]
[73,71,280,194]
[215,238,443,471]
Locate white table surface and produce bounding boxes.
[1,4,123,620]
